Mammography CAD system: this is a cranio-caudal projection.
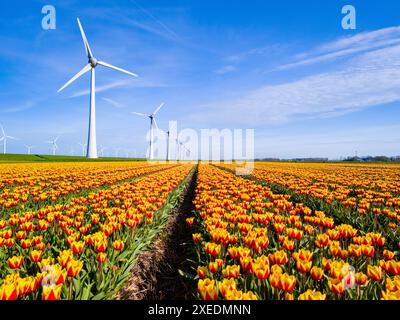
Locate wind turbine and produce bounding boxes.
[24,145,34,155]
[114,147,121,157]
[46,137,59,156]
[57,18,138,159]
[132,102,165,160]
[0,125,18,154]
[166,131,170,161]
[78,142,86,156]
[99,145,107,157]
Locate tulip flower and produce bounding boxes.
[222,265,240,279]
[192,233,202,243]
[0,284,18,300]
[8,256,23,269]
[71,241,85,254]
[297,259,312,273]
[97,252,107,264]
[218,278,237,298]
[298,290,326,300]
[280,273,296,292]
[367,265,383,282]
[66,259,83,277]
[328,278,345,295]
[198,279,218,300]
[310,266,324,281]
[113,240,124,251]
[30,250,43,263]
[197,266,208,279]
[42,284,62,300]
[355,272,368,286]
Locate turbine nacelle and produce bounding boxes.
[89,57,98,68]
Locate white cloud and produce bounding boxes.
[215,65,237,75]
[192,33,400,127]
[273,26,400,71]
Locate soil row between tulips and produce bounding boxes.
[116,164,198,300]
[212,164,400,250]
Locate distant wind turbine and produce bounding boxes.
[0,124,18,154]
[78,142,86,156]
[46,137,59,156]
[99,145,107,157]
[57,18,138,159]
[132,102,165,160]
[114,147,121,157]
[24,145,34,155]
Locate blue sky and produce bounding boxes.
[0,0,400,159]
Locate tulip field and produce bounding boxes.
[1,160,400,300]
[0,161,194,300]
[190,163,400,300]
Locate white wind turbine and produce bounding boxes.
[132,102,165,160]
[0,124,18,154]
[78,142,86,156]
[114,147,121,157]
[99,145,107,157]
[57,18,138,159]
[46,137,59,156]
[24,145,34,155]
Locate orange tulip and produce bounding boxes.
[367,265,383,282]
[97,252,107,264]
[280,273,296,292]
[383,250,395,260]
[297,259,312,273]
[328,278,345,295]
[8,256,23,269]
[298,290,326,300]
[113,240,124,251]
[310,266,324,281]
[66,259,83,277]
[42,284,62,300]
[30,250,43,263]
[355,272,368,286]
[198,279,218,300]
[0,284,18,300]
[222,265,240,279]
[71,241,85,254]
[197,266,208,279]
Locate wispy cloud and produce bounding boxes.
[215,65,237,75]
[192,40,400,127]
[68,78,167,98]
[101,97,125,108]
[0,100,38,113]
[272,26,400,71]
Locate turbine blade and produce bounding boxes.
[0,124,5,137]
[7,136,18,140]
[77,18,93,58]
[153,102,165,115]
[58,64,91,92]
[131,112,148,117]
[153,118,159,131]
[55,136,60,142]
[97,61,138,77]
[0,137,4,142]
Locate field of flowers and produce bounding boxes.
[0,162,193,300]
[189,164,400,300]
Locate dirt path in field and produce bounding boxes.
[117,166,198,300]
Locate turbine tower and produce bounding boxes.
[58,18,138,159]
[24,145,34,155]
[166,130,170,161]
[132,102,165,160]
[0,124,18,154]
[46,137,59,156]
